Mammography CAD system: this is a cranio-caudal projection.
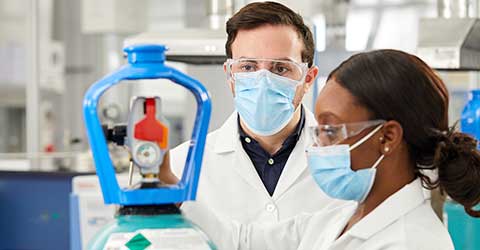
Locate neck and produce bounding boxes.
[240,106,302,155]
[358,174,412,216]
[342,146,416,235]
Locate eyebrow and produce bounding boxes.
[316,112,343,124]
[237,56,297,62]
[273,57,295,62]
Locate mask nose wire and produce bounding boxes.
[349,124,384,151]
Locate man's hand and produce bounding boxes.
[159,151,180,184]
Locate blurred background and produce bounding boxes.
[0,0,479,249]
[0,0,479,171]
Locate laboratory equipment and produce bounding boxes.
[444,202,480,250]
[418,0,480,70]
[83,44,216,249]
[448,89,480,250]
[124,30,232,142]
[461,89,480,141]
[416,1,480,248]
[0,171,81,250]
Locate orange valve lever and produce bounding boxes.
[134,98,169,149]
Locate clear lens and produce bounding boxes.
[309,120,385,146]
[308,125,347,146]
[226,58,307,81]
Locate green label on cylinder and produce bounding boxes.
[125,233,152,250]
[104,228,212,250]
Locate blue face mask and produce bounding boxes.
[233,69,299,136]
[306,124,385,203]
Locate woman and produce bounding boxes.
[179,49,480,250]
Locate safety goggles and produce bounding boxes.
[308,120,386,147]
[225,58,309,82]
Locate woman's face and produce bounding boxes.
[315,79,384,171]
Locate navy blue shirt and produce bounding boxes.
[238,107,305,196]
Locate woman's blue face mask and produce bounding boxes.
[306,122,386,203]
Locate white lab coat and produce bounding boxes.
[170,107,343,223]
[182,178,454,250]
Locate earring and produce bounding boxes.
[384,147,390,153]
[379,136,384,142]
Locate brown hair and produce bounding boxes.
[328,49,480,217]
[225,1,315,67]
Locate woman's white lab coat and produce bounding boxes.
[182,178,454,250]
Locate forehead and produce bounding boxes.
[315,79,372,124]
[231,24,303,61]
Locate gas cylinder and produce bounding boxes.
[83,44,216,250]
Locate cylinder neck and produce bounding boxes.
[117,204,180,216]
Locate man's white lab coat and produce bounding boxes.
[170,107,343,223]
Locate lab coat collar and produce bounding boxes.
[212,106,318,198]
[348,178,427,240]
[213,112,239,154]
[272,107,317,199]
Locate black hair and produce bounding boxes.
[328,49,480,217]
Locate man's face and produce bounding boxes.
[227,24,318,109]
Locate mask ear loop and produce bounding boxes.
[350,123,386,204]
[350,124,386,169]
[299,65,309,84]
[370,154,385,169]
[357,147,386,204]
[349,124,384,151]
[351,123,387,171]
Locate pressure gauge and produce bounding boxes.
[133,141,161,168]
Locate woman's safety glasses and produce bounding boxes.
[308,120,386,146]
[225,58,308,82]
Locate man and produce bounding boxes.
[161,1,341,223]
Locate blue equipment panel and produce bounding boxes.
[444,201,480,250]
[0,171,87,250]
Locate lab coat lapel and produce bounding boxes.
[213,112,238,154]
[213,112,270,195]
[233,140,272,195]
[315,204,357,250]
[272,108,317,200]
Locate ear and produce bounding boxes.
[380,120,403,156]
[303,66,319,92]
